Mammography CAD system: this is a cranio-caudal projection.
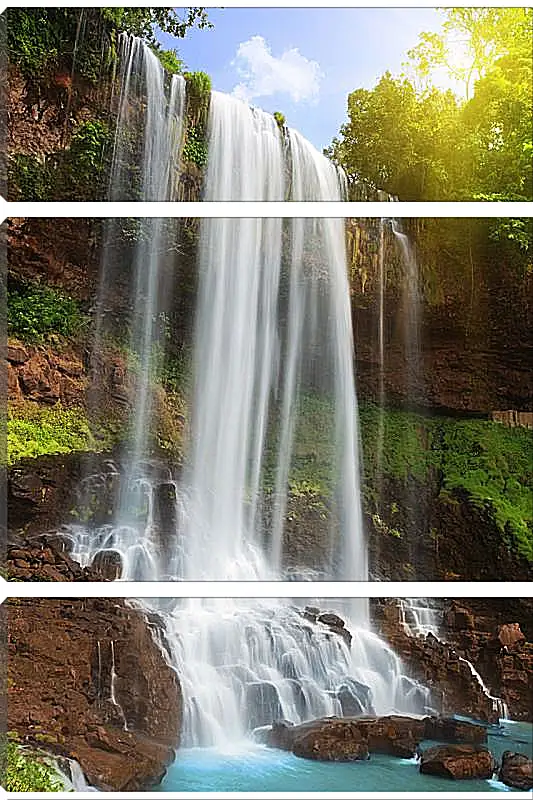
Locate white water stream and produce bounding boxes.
[64,35,432,748]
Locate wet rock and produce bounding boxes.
[317,612,352,648]
[91,550,122,581]
[336,679,374,716]
[498,751,533,790]
[8,598,182,791]
[246,681,283,730]
[423,717,487,744]
[420,744,495,780]
[265,715,425,761]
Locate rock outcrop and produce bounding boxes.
[372,598,533,723]
[498,751,533,791]
[7,598,182,790]
[420,744,495,780]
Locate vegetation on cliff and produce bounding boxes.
[7,403,96,466]
[2,740,64,792]
[328,8,532,205]
[359,405,533,563]
[8,282,85,343]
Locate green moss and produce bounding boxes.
[1,740,65,792]
[7,403,94,465]
[358,404,533,562]
[8,283,85,343]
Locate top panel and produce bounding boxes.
[4,7,532,202]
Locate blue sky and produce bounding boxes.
[157,8,446,151]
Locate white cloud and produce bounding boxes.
[231,35,323,104]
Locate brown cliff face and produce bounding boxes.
[372,599,533,723]
[349,218,532,415]
[7,598,182,791]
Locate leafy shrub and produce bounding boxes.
[155,48,184,75]
[66,120,110,195]
[8,155,53,201]
[8,284,85,343]
[2,741,64,792]
[273,111,286,129]
[182,125,208,168]
[7,404,94,465]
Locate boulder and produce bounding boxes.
[496,624,526,652]
[265,715,426,761]
[246,682,283,730]
[91,550,122,581]
[498,751,533,791]
[420,744,495,780]
[424,716,487,744]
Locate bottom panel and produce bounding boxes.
[4,597,533,794]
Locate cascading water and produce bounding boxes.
[398,599,509,720]
[62,34,432,755]
[140,598,433,748]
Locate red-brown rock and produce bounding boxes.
[264,715,426,761]
[420,744,495,780]
[496,624,526,651]
[8,598,182,791]
[498,751,533,790]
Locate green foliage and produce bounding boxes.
[7,404,94,465]
[67,120,110,187]
[1,741,64,792]
[359,404,533,562]
[8,155,53,202]
[7,284,85,343]
[9,121,112,202]
[8,8,212,80]
[182,125,208,168]
[328,8,532,204]
[155,48,184,75]
[273,111,286,129]
[99,7,212,47]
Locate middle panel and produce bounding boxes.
[5,216,532,583]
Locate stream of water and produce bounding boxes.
[58,36,522,790]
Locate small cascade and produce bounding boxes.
[109,640,129,730]
[458,657,509,720]
[390,219,423,403]
[399,598,440,638]
[397,600,509,720]
[145,599,431,748]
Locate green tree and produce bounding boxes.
[328,7,532,203]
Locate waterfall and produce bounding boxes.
[205,91,285,200]
[398,600,509,720]
[142,598,432,748]
[61,34,431,753]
